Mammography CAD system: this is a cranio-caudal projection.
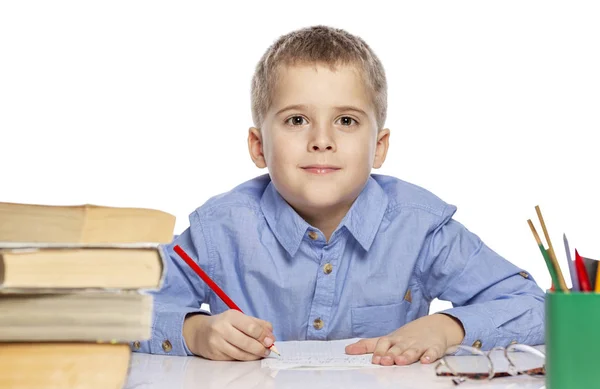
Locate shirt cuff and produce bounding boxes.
[132,306,211,356]
[440,306,496,355]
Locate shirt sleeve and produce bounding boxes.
[133,210,211,356]
[416,205,545,353]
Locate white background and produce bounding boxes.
[1,1,598,313]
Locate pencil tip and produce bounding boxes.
[270,345,281,356]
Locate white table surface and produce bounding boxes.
[124,352,546,389]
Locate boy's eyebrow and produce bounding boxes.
[275,104,310,116]
[334,106,368,116]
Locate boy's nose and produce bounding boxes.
[308,128,336,152]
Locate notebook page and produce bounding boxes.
[261,338,382,370]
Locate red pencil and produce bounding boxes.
[173,244,280,356]
[575,249,592,292]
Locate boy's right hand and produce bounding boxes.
[183,310,275,361]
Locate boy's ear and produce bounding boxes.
[248,127,267,168]
[373,128,390,169]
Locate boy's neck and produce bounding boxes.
[297,203,352,242]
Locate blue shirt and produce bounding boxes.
[135,174,545,356]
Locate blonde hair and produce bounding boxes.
[251,25,387,129]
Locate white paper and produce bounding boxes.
[261,338,383,370]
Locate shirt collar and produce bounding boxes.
[260,176,389,257]
[260,181,311,257]
[338,176,389,251]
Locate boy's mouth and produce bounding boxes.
[301,165,341,175]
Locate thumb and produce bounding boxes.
[345,338,380,355]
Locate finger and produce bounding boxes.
[225,325,272,358]
[230,314,275,347]
[205,337,235,361]
[201,335,239,361]
[256,318,274,333]
[345,338,379,355]
[394,347,424,365]
[420,345,444,364]
[374,338,394,365]
[221,339,264,361]
[378,340,413,366]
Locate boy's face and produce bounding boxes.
[248,64,389,215]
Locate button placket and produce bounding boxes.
[305,238,341,340]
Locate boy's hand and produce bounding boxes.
[183,310,276,361]
[345,314,465,366]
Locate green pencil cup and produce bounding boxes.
[546,291,600,389]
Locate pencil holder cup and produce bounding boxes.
[546,291,600,389]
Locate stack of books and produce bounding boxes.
[0,201,176,389]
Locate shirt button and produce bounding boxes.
[162,340,173,353]
[132,341,141,350]
[404,289,412,303]
[308,231,319,240]
[519,271,529,279]
[472,340,482,349]
[323,263,333,274]
[313,318,324,330]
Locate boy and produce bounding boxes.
[134,25,544,366]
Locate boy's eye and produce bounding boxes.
[338,116,357,126]
[286,116,307,126]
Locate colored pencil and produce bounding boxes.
[534,206,569,292]
[528,220,563,291]
[574,249,592,292]
[563,234,579,291]
[581,256,599,288]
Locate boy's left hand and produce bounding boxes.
[345,313,465,366]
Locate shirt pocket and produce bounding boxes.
[351,301,409,338]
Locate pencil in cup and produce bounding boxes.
[563,234,580,292]
[527,220,567,293]
[533,206,569,292]
[574,249,593,292]
[172,245,280,356]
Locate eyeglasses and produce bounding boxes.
[434,344,546,385]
